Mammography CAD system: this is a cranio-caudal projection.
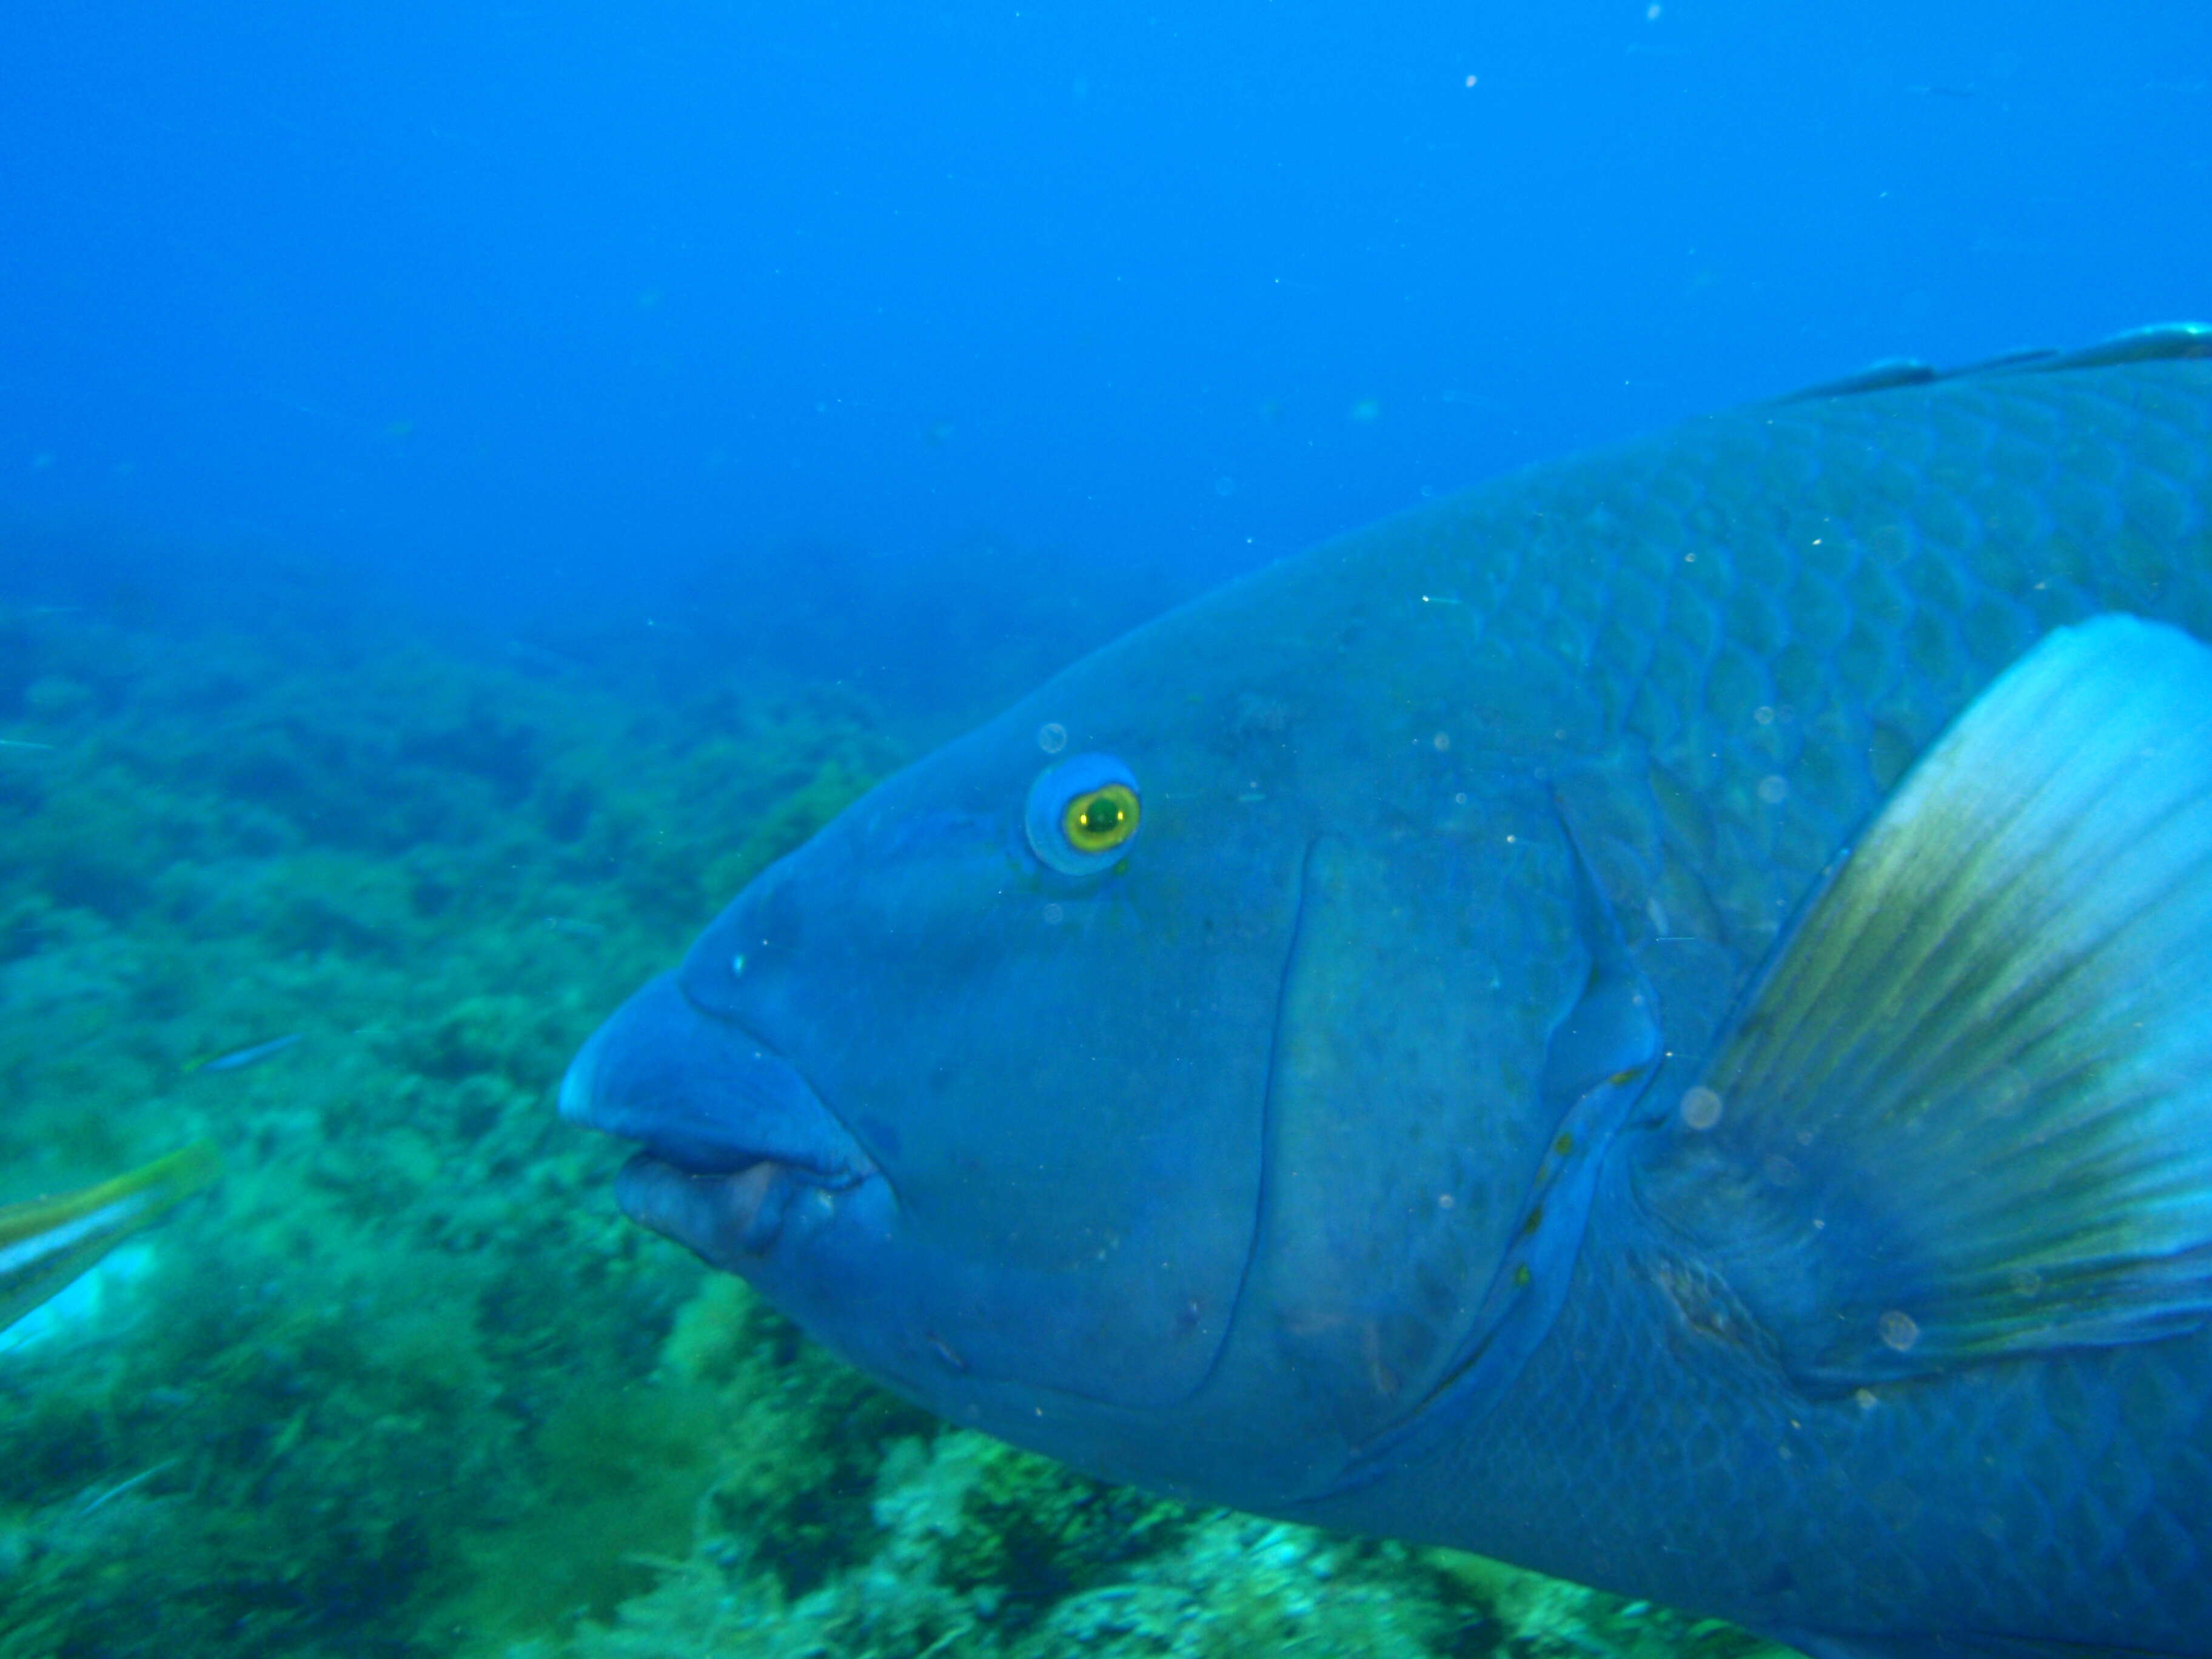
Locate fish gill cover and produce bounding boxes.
[0,0,2208,1657]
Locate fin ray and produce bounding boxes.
[1635,617,2212,1386]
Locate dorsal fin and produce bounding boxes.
[1770,359,1938,404]
[2026,320,2212,372]
[1771,321,2211,406]
[1936,346,2059,377]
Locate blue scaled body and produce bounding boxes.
[564,329,2212,1659]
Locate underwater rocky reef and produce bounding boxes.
[0,568,1794,1659]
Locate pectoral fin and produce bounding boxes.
[1635,615,2212,1388]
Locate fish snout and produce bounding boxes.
[560,974,875,1259]
[557,1024,609,1129]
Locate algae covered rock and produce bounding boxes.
[0,592,1789,1659]
[0,597,902,1659]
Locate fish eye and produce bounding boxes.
[1064,784,1138,852]
[1025,753,1141,875]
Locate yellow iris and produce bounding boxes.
[1062,783,1139,854]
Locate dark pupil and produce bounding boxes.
[1080,796,1124,836]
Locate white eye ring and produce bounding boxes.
[1025,752,1141,876]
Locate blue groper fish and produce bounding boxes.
[562,325,2212,1659]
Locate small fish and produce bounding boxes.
[186,1032,304,1074]
[0,1144,221,1336]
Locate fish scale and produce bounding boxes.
[1374,1212,2212,1654]
[566,337,2212,1659]
[1294,355,2212,1651]
[1382,363,2212,985]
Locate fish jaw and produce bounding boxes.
[608,1150,896,1280]
[559,973,880,1262]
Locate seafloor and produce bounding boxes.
[0,570,1795,1659]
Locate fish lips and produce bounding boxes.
[559,973,877,1262]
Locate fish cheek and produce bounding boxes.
[1245,822,1589,1446]
[743,819,1287,1413]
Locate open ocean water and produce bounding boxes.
[2,4,2209,1657]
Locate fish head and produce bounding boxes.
[561,605,1316,1456]
[561,566,1620,1499]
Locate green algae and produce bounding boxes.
[0,593,1794,1659]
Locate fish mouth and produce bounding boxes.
[559,973,877,1261]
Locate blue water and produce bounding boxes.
[4,0,2206,634]
[2,8,2210,1655]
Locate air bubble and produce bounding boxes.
[1879,1310,1920,1352]
[1037,722,1068,754]
[1679,1086,1723,1130]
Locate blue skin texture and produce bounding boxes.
[565,340,2212,1659]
